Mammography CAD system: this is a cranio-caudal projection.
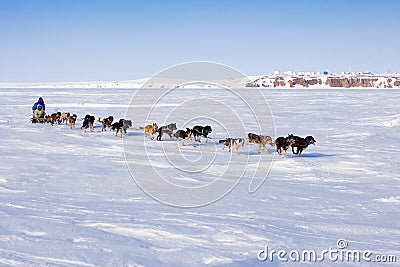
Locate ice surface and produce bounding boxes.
[0,88,399,266]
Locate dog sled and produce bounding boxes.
[31,117,46,123]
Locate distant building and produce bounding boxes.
[273,70,280,75]
[283,70,294,75]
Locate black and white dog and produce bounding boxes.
[219,138,245,154]
[110,119,132,137]
[156,123,177,141]
[275,134,295,155]
[174,128,194,146]
[192,125,212,143]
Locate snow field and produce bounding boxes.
[0,88,399,266]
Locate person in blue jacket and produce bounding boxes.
[32,97,45,111]
[32,97,46,121]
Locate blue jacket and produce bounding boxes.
[32,101,45,111]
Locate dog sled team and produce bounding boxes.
[140,120,316,157]
[31,97,133,137]
[218,133,315,156]
[30,97,316,156]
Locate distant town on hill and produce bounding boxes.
[246,71,400,88]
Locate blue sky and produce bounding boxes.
[0,0,399,82]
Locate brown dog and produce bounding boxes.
[68,114,77,129]
[60,112,70,124]
[98,116,114,131]
[248,133,275,154]
[142,123,158,140]
[49,112,61,125]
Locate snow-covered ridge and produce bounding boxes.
[1,72,399,89]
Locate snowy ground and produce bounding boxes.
[0,88,399,266]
